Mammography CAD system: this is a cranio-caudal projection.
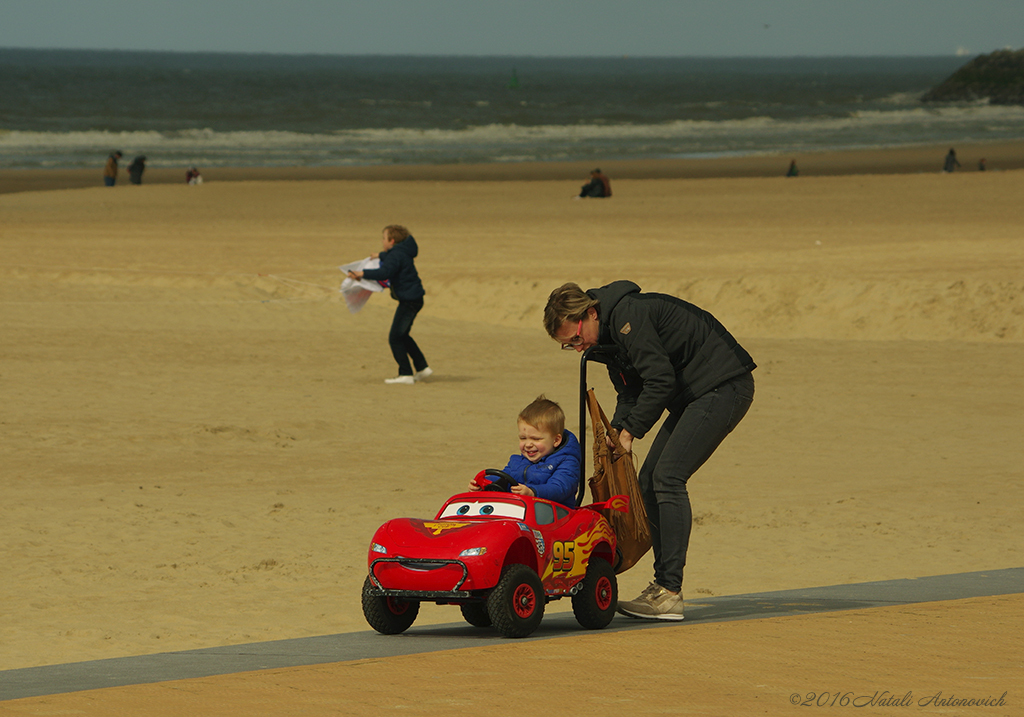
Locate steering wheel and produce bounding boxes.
[481,468,519,492]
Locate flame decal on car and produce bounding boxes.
[540,519,616,591]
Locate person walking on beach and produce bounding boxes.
[577,168,612,198]
[127,156,146,185]
[103,151,123,186]
[347,225,431,385]
[544,281,756,620]
[943,148,961,173]
[786,160,799,177]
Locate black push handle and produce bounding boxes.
[576,345,617,507]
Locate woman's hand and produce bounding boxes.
[618,429,634,453]
[607,429,634,454]
[347,270,364,279]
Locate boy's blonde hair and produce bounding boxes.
[518,395,565,436]
[383,224,411,243]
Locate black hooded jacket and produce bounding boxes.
[587,281,755,439]
[361,235,425,302]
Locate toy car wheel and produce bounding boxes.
[572,557,617,629]
[487,564,545,638]
[459,602,492,627]
[361,576,420,635]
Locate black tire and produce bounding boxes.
[487,564,545,638]
[459,601,492,627]
[572,557,617,629]
[361,576,420,634]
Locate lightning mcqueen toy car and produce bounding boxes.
[362,470,626,638]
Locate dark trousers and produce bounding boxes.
[389,298,427,376]
[638,372,755,592]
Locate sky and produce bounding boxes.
[2,0,1021,57]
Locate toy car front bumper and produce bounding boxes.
[369,557,473,598]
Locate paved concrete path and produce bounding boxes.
[3,566,1021,701]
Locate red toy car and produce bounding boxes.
[362,469,627,638]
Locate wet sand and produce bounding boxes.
[3,140,1023,195]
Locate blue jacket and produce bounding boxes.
[361,235,425,302]
[501,430,581,509]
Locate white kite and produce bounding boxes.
[339,257,387,313]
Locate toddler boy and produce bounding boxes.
[469,395,580,508]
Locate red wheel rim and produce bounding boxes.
[386,597,410,615]
[595,576,613,611]
[512,583,536,618]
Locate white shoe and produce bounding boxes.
[384,375,415,385]
[414,367,433,382]
[616,584,685,621]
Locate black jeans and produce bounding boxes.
[388,298,427,376]
[637,372,755,593]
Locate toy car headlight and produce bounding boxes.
[371,542,387,554]
[459,547,487,557]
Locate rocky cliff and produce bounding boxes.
[922,48,1024,104]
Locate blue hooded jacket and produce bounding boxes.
[501,430,581,509]
[361,235,425,302]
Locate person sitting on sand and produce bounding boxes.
[186,167,203,184]
[468,395,580,509]
[577,168,612,198]
[346,225,431,385]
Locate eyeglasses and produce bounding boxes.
[560,319,584,350]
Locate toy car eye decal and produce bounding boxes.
[439,501,526,520]
[477,503,526,519]
[440,502,476,518]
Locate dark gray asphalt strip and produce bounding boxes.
[2,567,1020,701]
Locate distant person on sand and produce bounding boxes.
[943,148,961,173]
[978,158,986,171]
[577,168,612,198]
[186,167,203,184]
[103,151,123,186]
[786,160,799,177]
[127,156,146,185]
[346,225,431,385]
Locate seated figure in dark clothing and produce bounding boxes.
[578,168,612,198]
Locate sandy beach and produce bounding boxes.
[1,147,1021,712]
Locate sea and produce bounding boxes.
[2,49,1022,171]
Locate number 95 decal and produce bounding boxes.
[550,541,576,572]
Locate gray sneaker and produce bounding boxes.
[617,584,685,621]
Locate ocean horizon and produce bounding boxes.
[2,49,1020,170]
